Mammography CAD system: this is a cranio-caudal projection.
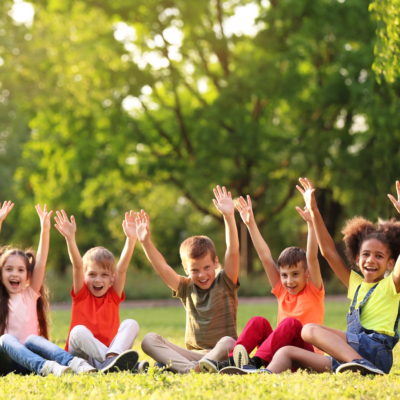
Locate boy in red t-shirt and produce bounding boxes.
[54,210,147,373]
[200,189,325,374]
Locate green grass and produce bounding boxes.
[1,301,400,399]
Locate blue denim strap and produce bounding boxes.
[350,283,379,313]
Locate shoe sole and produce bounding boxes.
[101,350,139,373]
[220,366,271,375]
[219,366,253,375]
[233,345,249,369]
[136,360,149,373]
[79,367,98,374]
[199,359,218,374]
[59,366,73,376]
[336,363,384,376]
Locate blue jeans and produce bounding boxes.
[25,335,74,366]
[0,334,45,376]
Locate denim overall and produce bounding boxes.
[330,283,400,374]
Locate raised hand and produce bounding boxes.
[122,210,138,239]
[0,201,14,223]
[54,210,76,239]
[297,177,317,211]
[388,181,400,214]
[296,206,312,223]
[136,210,151,243]
[35,204,53,231]
[235,195,254,225]
[213,185,234,216]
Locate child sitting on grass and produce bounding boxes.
[201,190,325,374]
[48,209,146,373]
[138,186,240,374]
[0,202,94,376]
[264,178,400,376]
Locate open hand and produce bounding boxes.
[297,178,317,211]
[123,211,138,239]
[213,186,234,216]
[36,204,53,231]
[0,201,14,223]
[235,195,254,225]
[296,206,312,223]
[54,210,76,239]
[388,181,400,214]
[136,210,151,243]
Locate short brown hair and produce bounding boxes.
[277,247,307,271]
[82,247,115,272]
[179,236,216,266]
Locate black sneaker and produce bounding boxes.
[100,350,139,373]
[220,365,272,375]
[199,358,234,374]
[154,362,175,374]
[336,359,384,376]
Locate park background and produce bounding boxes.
[0,0,400,303]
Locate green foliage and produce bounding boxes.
[1,302,399,399]
[370,0,400,83]
[1,0,400,280]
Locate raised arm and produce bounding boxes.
[295,200,322,290]
[113,211,137,297]
[212,186,240,284]
[0,201,14,239]
[236,195,280,288]
[136,210,180,291]
[299,178,351,287]
[30,204,53,293]
[388,181,400,292]
[54,210,84,295]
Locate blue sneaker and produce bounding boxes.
[219,364,272,375]
[154,362,175,374]
[336,359,384,376]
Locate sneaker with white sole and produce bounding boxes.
[40,361,72,377]
[100,349,139,373]
[135,360,149,373]
[336,359,384,376]
[69,357,97,374]
[199,358,233,374]
[233,345,250,369]
[220,365,272,375]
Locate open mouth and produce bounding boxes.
[9,279,20,289]
[364,266,378,273]
[287,286,297,291]
[93,285,104,292]
[198,279,209,285]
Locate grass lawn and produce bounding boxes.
[1,301,400,399]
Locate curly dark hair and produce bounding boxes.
[342,216,400,267]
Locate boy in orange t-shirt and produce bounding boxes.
[200,190,325,374]
[54,210,146,373]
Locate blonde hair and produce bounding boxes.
[179,236,216,266]
[82,247,115,272]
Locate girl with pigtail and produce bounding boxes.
[263,179,400,376]
[0,201,95,376]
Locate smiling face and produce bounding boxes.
[279,261,309,295]
[84,261,114,297]
[356,238,394,283]
[184,252,219,290]
[0,255,29,294]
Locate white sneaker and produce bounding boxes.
[69,357,98,374]
[41,361,72,377]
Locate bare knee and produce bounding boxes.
[301,323,320,342]
[218,336,236,352]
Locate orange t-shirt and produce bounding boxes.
[272,279,325,355]
[65,283,125,351]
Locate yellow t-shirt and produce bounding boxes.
[348,271,400,337]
